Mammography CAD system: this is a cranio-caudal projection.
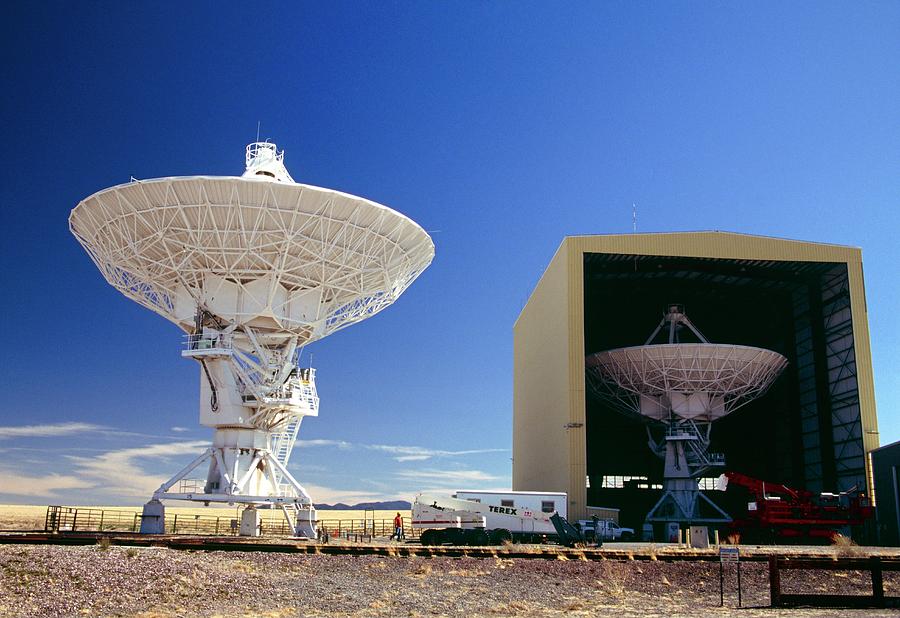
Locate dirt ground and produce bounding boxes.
[1,544,898,617]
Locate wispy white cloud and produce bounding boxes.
[297,439,352,449]
[0,470,93,498]
[394,468,501,484]
[292,439,507,463]
[414,485,513,498]
[0,422,157,442]
[170,426,191,433]
[66,440,209,498]
[0,422,108,439]
[368,444,508,463]
[0,431,506,503]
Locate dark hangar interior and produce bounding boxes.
[582,252,866,530]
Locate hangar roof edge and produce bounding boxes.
[871,439,899,454]
[562,230,861,251]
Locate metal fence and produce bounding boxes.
[316,518,419,540]
[44,506,418,539]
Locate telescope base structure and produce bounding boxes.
[142,431,318,538]
[644,428,731,527]
[139,500,316,538]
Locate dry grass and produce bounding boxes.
[447,567,488,577]
[0,504,407,531]
[595,562,627,598]
[831,533,864,558]
[408,563,432,579]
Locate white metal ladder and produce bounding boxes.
[269,374,318,480]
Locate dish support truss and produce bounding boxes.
[585,305,788,526]
[68,172,436,347]
[588,371,734,524]
[141,322,320,537]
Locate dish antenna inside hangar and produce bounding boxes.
[586,304,787,533]
[70,142,434,536]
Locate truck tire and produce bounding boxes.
[619,532,633,541]
[445,528,465,546]
[467,529,489,546]
[420,529,439,546]
[490,529,512,545]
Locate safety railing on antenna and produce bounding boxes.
[184,333,233,352]
[246,142,283,165]
[277,484,300,497]
[666,424,701,439]
[176,478,207,494]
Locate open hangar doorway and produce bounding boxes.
[582,253,866,533]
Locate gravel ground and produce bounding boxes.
[1,544,898,617]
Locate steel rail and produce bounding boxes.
[3,532,899,565]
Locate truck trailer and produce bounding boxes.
[412,490,567,545]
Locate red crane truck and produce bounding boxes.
[720,471,873,544]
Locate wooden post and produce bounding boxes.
[768,556,781,607]
[872,557,884,608]
[719,558,724,606]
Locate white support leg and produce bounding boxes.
[140,499,166,534]
[266,451,314,505]
[152,448,214,498]
[234,453,263,493]
[239,507,261,537]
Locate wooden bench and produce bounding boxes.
[769,556,900,609]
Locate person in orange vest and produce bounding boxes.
[391,512,403,541]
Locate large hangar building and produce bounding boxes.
[513,232,879,526]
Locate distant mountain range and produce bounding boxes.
[314,500,411,511]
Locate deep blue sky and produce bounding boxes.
[1,3,897,505]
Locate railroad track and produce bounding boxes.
[3,531,899,565]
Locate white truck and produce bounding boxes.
[412,490,567,545]
[576,518,635,541]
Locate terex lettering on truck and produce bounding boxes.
[412,490,567,546]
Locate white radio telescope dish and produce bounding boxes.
[70,142,434,343]
[586,344,787,423]
[585,304,787,528]
[70,142,434,537]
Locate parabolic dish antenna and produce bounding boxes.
[586,344,788,423]
[586,304,787,529]
[70,143,434,342]
[70,142,434,537]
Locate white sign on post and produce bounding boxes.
[720,546,740,562]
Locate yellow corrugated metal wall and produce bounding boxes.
[512,242,572,499]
